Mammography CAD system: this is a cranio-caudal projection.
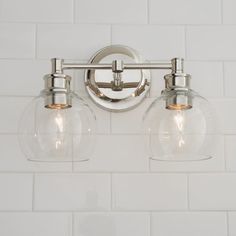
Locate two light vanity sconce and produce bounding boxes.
[18,45,219,162]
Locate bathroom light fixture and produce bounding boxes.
[143,58,219,161]
[18,45,219,162]
[18,58,96,162]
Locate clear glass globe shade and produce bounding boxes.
[143,89,220,161]
[18,91,96,162]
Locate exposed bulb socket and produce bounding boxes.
[163,58,192,110]
[165,91,192,110]
[43,73,72,109]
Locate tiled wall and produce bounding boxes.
[0,0,236,235]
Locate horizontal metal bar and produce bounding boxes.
[62,62,172,70]
[96,82,140,89]
[63,63,112,70]
[124,63,172,70]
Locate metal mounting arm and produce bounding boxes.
[51,58,173,73]
[47,45,188,111]
[51,57,184,90]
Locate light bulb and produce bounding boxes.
[54,111,64,149]
[143,89,220,161]
[18,91,96,162]
[174,111,184,131]
[18,67,97,162]
[173,110,185,148]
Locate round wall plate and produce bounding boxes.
[85,45,151,111]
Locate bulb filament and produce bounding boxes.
[174,111,185,148]
[55,112,64,149]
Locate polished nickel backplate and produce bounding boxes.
[46,45,188,112]
[85,45,151,111]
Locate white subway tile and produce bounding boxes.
[75,0,147,24]
[225,136,236,171]
[0,97,31,133]
[149,0,221,24]
[223,0,236,24]
[37,24,111,60]
[0,60,48,96]
[0,58,74,95]
[189,174,236,210]
[0,213,72,236]
[112,25,185,60]
[0,135,31,171]
[149,64,168,98]
[150,136,225,172]
[185,61,224,98]
[224,62,236,97]
[112,174,187,210]
[228,212,236,236]
[152,212,227,236]
[73,60,88,96]
[85,100,111,134]
[0,23,35,59]
[0,0,73,23]
[211,99,236,134]
[34,174,111,211]
[74,212,149,236]
[0,135,72,172]
[111,98,154,134]
[186,26,236,60]
[0,174,33,211]
[74,135,149,172]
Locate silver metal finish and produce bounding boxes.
[112,60,124,73]
[166,91,192,110]
[164,58,191,90]
[171,57,184,74]
[84,45,151,111]
[164,73,191,89]
[43,60,72,109]
[42,46,192,111]
[163,58,192,110]
[51,58,64,74]
[62,62,172,70]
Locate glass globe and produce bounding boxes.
[18,91,96,162]
[143,89,220,161]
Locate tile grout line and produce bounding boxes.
[148,157,151,173]
[187,174,190,210]
[34,24,38,59]
[110,25,113,45]
[2,58,236,63]
[72,0,76,23]
[1,170,236,174]
[72,160,75,172]
[2,132,236,136]
[147,0,150,24]
[226,211,230,236]
[0,210,233,213]
[110,173,113,211]
[2,21,236,26]
[32,173,35,211]
[223,135,227,172]
[149,212,152,236]
[72,212,75,236]
[222,61,226,97]
[184,25,187,59]
[109,112,112,134]
[221,0,224,24]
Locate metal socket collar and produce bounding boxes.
[43,73,72,109]
[164,73,191,90]
[165,90,193,110]
[163,70,192,110]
